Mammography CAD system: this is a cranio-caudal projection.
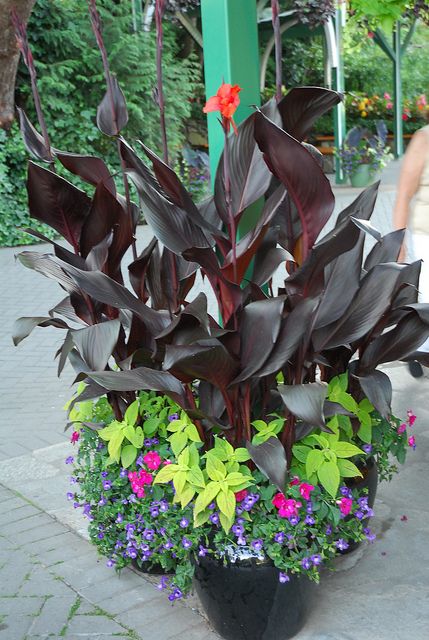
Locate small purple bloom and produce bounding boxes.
[116,513,123,524]
[198,545,208,557]
[98,533,104,540]
[289,516,300,526]
[144,439,152,448]
[363,527,376,543]
[159,500,169,513]
[340,486,352,498]
[150,507,160,517]
[362,444,372,455]
[103,480,112,491]
[106,559,115,568]
[98,496,107,506]
[136,455,144,467]
[119,468,128,478]
[274,532,285,544]
[305,515,315,526]
[355,510,364,520]
[73,502,79,509]
[311,554,322,566]
[66,492,74,501]
[301,557,312,570]
[127,547,138,559]
[140,543,150,552]
[208,502,216,510]
[168,413,179,422]
[251,539,263,552]
[182,537,192,549]
[101,471,108,478]
[306,502,313,514]
[279,572,290,583]
[179,518,189,528]
[366,508,374,518]
[125,523,135,533]
[158,576,169,590]
[69,476,77,484]
[143,528,155,541]
[82,503,91,516]
[151,437,159,445]
[237,535,247,546]
[358,496,369,509]
[164,540,174,550]
[335,538,349,551]
[325,525,332,535]
[209,513,220,525]
[232,524,244,536]
[65,456,74,465]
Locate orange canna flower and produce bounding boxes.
[203,82,241,133]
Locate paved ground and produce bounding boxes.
[2,160,429,639]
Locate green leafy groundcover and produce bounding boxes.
[69,383,415,601]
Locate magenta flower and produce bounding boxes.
[143,451,162,471]
[408,435,416,450]
[299,483,315,500]
[407,410,416,427]
[70,431,80,444]
[278,499,302,519]
[397,423,407,434]
[234,489,248,503]
[338,497,353,516]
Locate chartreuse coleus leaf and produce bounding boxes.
[166,413,202,457]
[251,416,284,445]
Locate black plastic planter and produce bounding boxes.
[193,551,308,640]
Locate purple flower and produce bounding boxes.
[136,455,144,467]
[182,537,192,549]
[340,486,352,498]
[164,540,174,550]
[101,471,108,478]
[65,456,74,465]
[363,527,376,543]
[279,572,290,583]
[116,513,123,524]
[114,541,123,550]
[120,468,128,478]
[335,538,349,551]
[301,557,312,570]
[358,496,369,509]
[251,539,263,552]
[311,554,322,566]
[144,439,152,448]
[179,518,189,528]
[209,513,220,525]
[125,523,135,533]
[274,532,285,544]
[66,492,74,501]
[106,559,115,568]
[355,510,364,520]
[362,444,372,455]
[366,508,374,518]
[168,413,179,422]
[143,529,155,541]
[127,547,138,559]
[103,480,112,491]
[306,502,313,514]
[237,535,247,546]
[73,502,79,509]
[232,524,244,536]
[69,476,77,485]
[208,502,216,510]
[98,532,104,540]
[158,576,169,590]
[325,525,332,535]
[289,516,300,526]
[305,515,315,526]
[82,503,91,516]
[98,496,107,506]
[168,587,183,601]
[140,543,150,552]
[150,507,160,517]
[151,437,159,445]
[159,500,169,513]
[198,545,208,557]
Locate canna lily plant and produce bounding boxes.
[12,1,429,593]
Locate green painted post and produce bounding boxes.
[393,22,403,158]
[200,0,261,183]
[333,6,346,184]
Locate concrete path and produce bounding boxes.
[2,159,429,639]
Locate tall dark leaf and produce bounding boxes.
[71,320,121,371]
[364,229,405,271]
[164,340,239,388]
[56,151,116,195]
[27,162,91,251]
[13,316,69,346]
[354,369,392,419]
[254,111,335,259]
[128,238,158,301]
[17,108,51,162]
[80,183,123,258]
[336,181,379,226]
[278,382,328,429]
[246,437,288,491]
[278,87,342,142]
[96,76,128,136]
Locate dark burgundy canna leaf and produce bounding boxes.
[128,238,158,301]
[71,319,121,371]
[96,76,128,136]
[85,232,113,272]
[17,252,81,295]
[254,111,335,260]
[49,296,85,325]
[279,382,328,429]
[313,263,404,351]
[364,229,405,271]
[17,108,51,162]
[21,228,86,269]
[246,437,288,491]
[87,367,187,408]
[56,151,116,195]
[232,297,285,384]
[336,181,379,226]
[354,369,392,419]
[163,340,239,388]
[27,162,91,252]
[56,330,74,377]
[391,261,421,311]
[255,297,319,377]
[278,87,342,142]
[80,182,123,258]
[12,316,69,346]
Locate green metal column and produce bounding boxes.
[201,0,261,181]
[333,6,346,184]
[393,22,403,158]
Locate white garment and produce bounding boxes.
[412,233,429,352]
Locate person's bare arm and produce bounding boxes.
[393,130,428,260]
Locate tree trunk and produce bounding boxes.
[0,0,35,129]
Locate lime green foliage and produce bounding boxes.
[154,435,252,532]
[251,416,284,444]
[350,0,408,33]
[1,0,202,246]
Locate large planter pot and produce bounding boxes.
[350,164,372,187]
[193,549,308,640]
[342,456,378,554]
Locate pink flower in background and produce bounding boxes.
[408,435,416,450]
[384,92,391,100]
[70,431,80,444]
[397,423,407,434]
[235,489,248,502]
[407,410,416,427]
[272,492,286,509]
[386,102,393,110]
[299,483,315,500]
[143,451,162,471]
[338,497,353,516]
[278,499,302,519]
[289,476,300,486]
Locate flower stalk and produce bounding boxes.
[271,0,282,103]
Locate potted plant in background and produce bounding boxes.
[11,2,429,639]
[336,121,393,186]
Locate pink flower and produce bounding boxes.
[386,102,393,110]
[70,431,80,444]
[384,92,391,100]
[235,489,248,503]
[163,459,172,465]
[143,451,162,471]
[139,470,153,485]
[272,492,286,509]
[338,497,353,516]
[407,410,416,427]
[289,476,300,486]
[397,423,407,435]
[402,113,409,121]
[408,435,416,449]
[278,499,302,519]
[367,31,374,38]
[299,483,315,500]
